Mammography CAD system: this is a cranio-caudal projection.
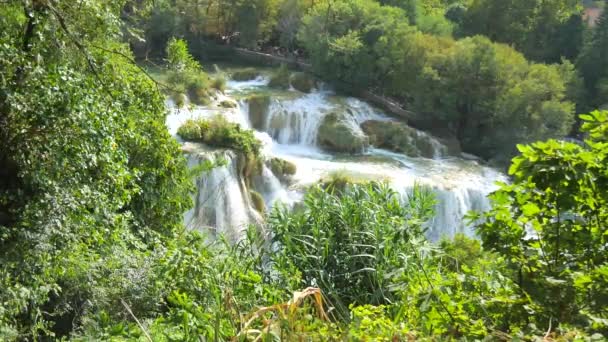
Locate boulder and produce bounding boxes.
[247,95,270,130]
[290,72,316,93]
[318,112,369,153]
[360,120,442,158]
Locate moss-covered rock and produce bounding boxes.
[231,68,259,81]
[290,72,316,93]
[247,95,271,130]
[268,157,297,180]
[360,120,441,158]
[219,100,237,108]
[268,64,290,89]
[249,190,266,213]
[177,116,262,156]
[317,112,369,153]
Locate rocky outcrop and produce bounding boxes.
[360,120,444,158]
[247,95,271,130]
[318,112,369,153]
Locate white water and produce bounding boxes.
[168,77,506,241]
[182,145,262,241]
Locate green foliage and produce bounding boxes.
[177,116,263,156]
[166,37,201,72]
[0,1,192,339]
[577,8,608,109]
[461,0,584,63]
[299,0,576,162]
[268,64,291,89]
[475,111,608,335]
[163,38,213,105]
[269,182,436,318]
[231,68,260,81]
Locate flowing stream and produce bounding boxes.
[166,75,506,241]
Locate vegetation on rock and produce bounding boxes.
[219,99,237,108]
[231,68,260,81]
[268,157,297,179]
[268,64,291,89]
[249,190,266,213]
[177,116,262,156]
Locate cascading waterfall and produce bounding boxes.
[170,75,505,241]
[183,144,262,241]
[262,93,333,145]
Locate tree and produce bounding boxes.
[475,111,608,333]
[0,1,191,338]
[577,6,608,109]
[462,0,584,63]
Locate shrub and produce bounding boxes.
[269,182,436,318]
[210,75,226,92]
[172,92,187,108]
[268,64,291,89]
[187,74,211,105]
[231,68,259,81]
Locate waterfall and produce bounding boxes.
[247,92,385,146]
[171,77,505,242]
[183,146,262,241]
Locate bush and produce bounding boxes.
[231,68,260,81]
[210,75,226,93]
[187,74,211,105]
[177,115,262,156]
[268,64,291,89]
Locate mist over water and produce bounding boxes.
[167,77,506,241]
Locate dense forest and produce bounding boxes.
[1,0,607,341]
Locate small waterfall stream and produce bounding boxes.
[167,75,505,241]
